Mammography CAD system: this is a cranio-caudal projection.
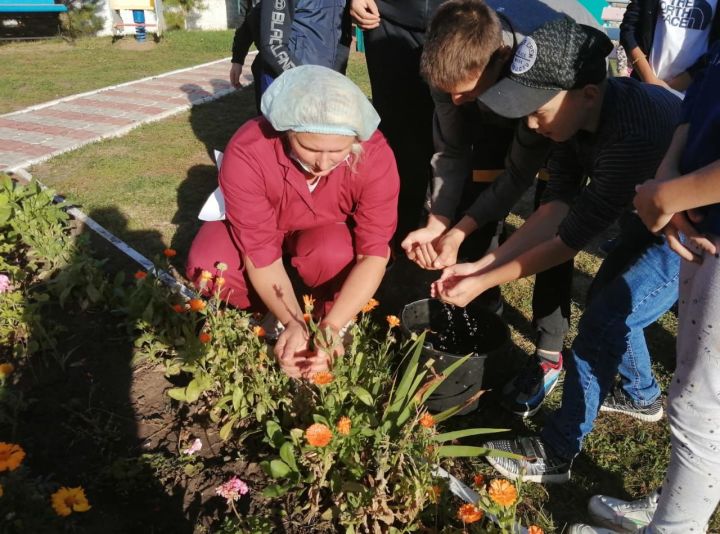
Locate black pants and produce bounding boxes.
[364,18,436,245]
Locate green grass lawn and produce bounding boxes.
[0,30,235,114]
[25,45,719,531]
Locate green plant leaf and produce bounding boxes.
[232,386,243,411]
[261,484,289,498]
[266,420,284,449]
[269,459,292,479]
[279,442,299,472]
[437,445,522,459]
[418,355,471,405]
[431,428,509,442]
[185,378,203,403]
[219,419,234,441]
[351,386,373,406]
[166,387,186,402]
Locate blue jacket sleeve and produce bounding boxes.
[259,0,299,76]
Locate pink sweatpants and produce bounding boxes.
[186,221,354,314]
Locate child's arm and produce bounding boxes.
[258,0,298,76]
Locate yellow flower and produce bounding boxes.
[312,371,334,385]
[457,503,483,524]
[0,363,14,378]
[336,416,352,436]
[215,277,226,287]
[419,413,435,428]
[305,423,333,447]
[488,478,518,508]
[51,486,91,517]
[386,315,400,329]
[528,526,544,534]
[361,298,379,313]
[303,294,315,312]
[199,270,213,280]
[0,443,25,472]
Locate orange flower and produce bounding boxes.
[419,413,435,428]
[303,294,315,312]
[199,270,213,280]
[386,315,400,328]
[172,304,185,313]
[134,270,147,280]
[188,299,206,312]
[488,479,518,508]
[0,443,25,471]
[215,277,226,287]
[162,248,177,258]
[336,416,351,436]
[312,371,334,385]
[473,473,485,488]
[0,363,14,378]
[528,526,544,534]
[303,313,312,324]
[305,423,332,447]
[253,325,266,337]
[361,298,379,313]
[457,503,483,524]
[428,485,441,503]
[199,332,212,344]
[51,486,91,516]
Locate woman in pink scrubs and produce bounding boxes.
[186,65,400,379]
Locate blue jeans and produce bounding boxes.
[541,216,680,459]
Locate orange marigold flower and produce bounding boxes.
[172,304,185,313]
[488,479,518,508]
[134,270,147,280]
[303,294,315,311]
[361,298,379,313]
[253,325,266,337]
[51,486,91,517]
[386,315,400,328]
[428,485,441,503]
[527,526,544,534]
[188,299,206,312]
[0,363,14,378]
[457,503,483,524]
[163,248,177,258]
[305,423,332,447]
[303,313,312,324]
[215,277,226,287]
[336,416,351,436]
[473,473,485,488]
[312,371,334,385]
[419,413,435,428]
[0,443,26,472]
[199,332,212,344]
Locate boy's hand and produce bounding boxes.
[402,225,445,269]
[634,180,673,233]
[229,62,244,89]
[663,211,717,263]
[431,263,486,307]
[350,0,380,29]
[431,230,464,269]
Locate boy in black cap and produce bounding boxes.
[432,16,684,482]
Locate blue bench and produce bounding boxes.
[0,0,67,13]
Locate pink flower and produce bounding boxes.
[0,275,10,293]
[182,438,202,456]
[215,477,249,503]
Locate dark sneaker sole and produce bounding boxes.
[506,373,563,418]
[486,455,571,484]
[599,404,663,423]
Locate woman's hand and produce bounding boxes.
[274,320,310,378]
[431,263,488,308]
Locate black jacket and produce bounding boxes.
[620,0,720,78]
[374,0,444,30]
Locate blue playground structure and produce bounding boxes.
[0,0,68,39]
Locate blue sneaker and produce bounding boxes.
[501,353,563,417]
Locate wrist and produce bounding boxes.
[427,214,451,233]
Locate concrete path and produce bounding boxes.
[0,53,256,172]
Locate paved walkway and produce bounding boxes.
[0,53,256,172]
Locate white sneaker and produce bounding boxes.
[567,524,618,534]
[587,490,659,532]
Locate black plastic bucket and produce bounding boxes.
[401,298,510,415]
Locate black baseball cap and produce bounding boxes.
[478,16,613,119]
